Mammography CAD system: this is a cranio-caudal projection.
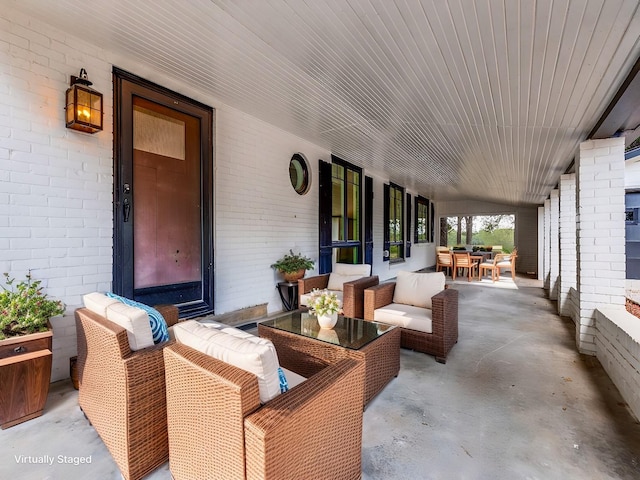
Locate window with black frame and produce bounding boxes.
[415,196,429,243]
[331,161,361,264]
[386,183,404,261]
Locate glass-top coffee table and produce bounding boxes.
[258,311,401,406]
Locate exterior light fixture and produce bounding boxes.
[65,68,103,133]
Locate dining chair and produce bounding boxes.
[452,252,479,282]
[478,255,500,282]
[496,248,518,280]
[435,252,454,276]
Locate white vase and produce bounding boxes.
[317,312,338,329]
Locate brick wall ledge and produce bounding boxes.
[595,306,640,421]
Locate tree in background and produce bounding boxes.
[446,214,514,250]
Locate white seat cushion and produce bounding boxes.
[497,260,512,270]
[173,320,282,403]
[373,303,433,334]
[300,289,343,307]
[281,367,306,389]
[393,271,445,310]
[104,302,155,351]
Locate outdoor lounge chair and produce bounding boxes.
[163,323,365,480]
[298,263,378,318]
[75,296,178,480]
[364,271,458,363]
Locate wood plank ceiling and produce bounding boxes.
[9,0,640,206]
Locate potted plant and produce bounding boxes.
[271,249,314,282]
[0,271,65,429]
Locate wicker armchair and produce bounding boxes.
[75,303,178,480]
[298,264,378,318]
[364,272,458,363]
[163,342,365,480]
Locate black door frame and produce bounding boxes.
[112,67,214,317]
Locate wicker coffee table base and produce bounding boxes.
[258,323,400,406]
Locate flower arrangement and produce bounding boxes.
[0,272,65,340]
[308,289,341,317]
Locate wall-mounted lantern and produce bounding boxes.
[65,68,103,133]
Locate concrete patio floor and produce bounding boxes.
[1,275,639,479]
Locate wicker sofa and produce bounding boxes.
[298,263,379,318]
[75,298,178,480]
[163,338,365,480]
[364,271,458,363]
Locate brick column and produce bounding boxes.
[543,199,551,292]
[549,189,560,300]
[559,174,577,317]
[576,137,626,355]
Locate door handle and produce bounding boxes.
[123,198,131,222]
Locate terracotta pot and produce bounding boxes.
[283,269,305,283]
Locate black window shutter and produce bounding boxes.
[406,193,411,258]
[430,201,435,243]
[414,198,419,244]
[365,176,373,267]
[318,159,333,274]
[383,183,390,261]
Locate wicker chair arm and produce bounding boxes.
[76,308,132,359]
[154,304,179,327]
[298,274,330,295]
[431,288,459,338]
[244,358,365,480]
[363,282,396,320]
[342,275,379,318]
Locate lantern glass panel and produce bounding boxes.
[77,88,90,107]
[91,93,101,110]
[91,109,101,127]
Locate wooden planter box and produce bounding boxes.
[0,329,53,429]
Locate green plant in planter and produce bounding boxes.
[0,272,65,340]
[270,250,314,274]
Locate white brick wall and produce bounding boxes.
[596,307,640,421]
[213,107,330,315]
[576,138,626,355]
[544,199,551,290]
[1,8,113,381]
[549,189,560,300]
[559,175,577,317]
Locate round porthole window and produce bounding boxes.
[289,153,311,195]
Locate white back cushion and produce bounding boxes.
[334,263,371,276]
[105,302,155,351]
[327,273,364,291]
[173,320,282,403]
[327,263,371,291]
[83,292,119,317]
[393,271,445,310]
